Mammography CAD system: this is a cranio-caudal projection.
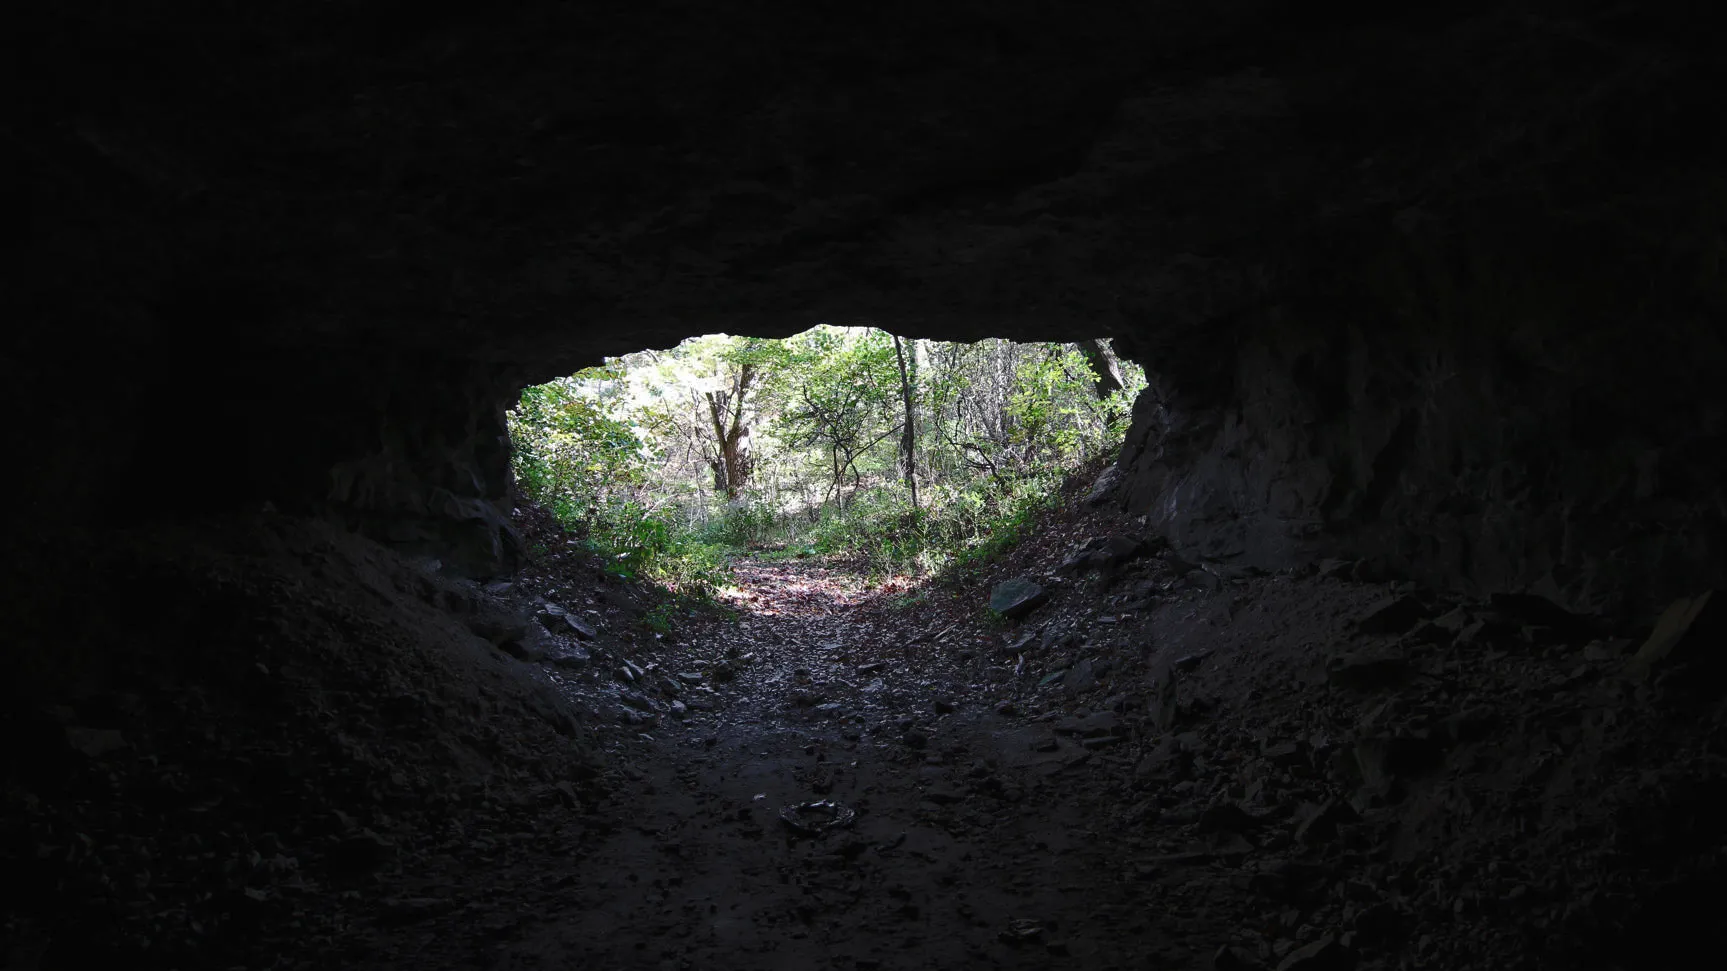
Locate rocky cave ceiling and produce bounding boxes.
[11,0,1727,612]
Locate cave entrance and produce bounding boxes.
[506,327,1142,597]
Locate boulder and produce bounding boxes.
[990,578,1049,619]
[548,646,591,669]
[1356,595,1429,636]
[500,624,552,661]
[1085,466,1124,506]
[1630,591,1721,678]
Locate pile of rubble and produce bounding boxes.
[962,502,1727,969]
[2,513,601,969]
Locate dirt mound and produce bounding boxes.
[916,474,1727,970]
[2,513,599,969]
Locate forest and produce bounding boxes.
[507,327,1145,594]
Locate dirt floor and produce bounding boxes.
[348,487,1727,971]
[7,483,1726,971]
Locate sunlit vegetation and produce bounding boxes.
[508,327,1144,593]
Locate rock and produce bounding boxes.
[1350,558,1391,584]
[991,578,1050,619]
[669,700,689,719]
[618,689,656,711]
[1274,935,1355,971]
[379,896,451,925]
[1149,662,1180,731]
[1101,533,1146,565]
[1356,595,1428,636]
[1185,569,1223,593]
[856,661,888,675]
[1629,591,1722,678]
[535,602,595,637]
[933,698,957,714]
[1085,465,1124,505]
[1174,651,1211,671]
[468,611,530,644]
[1316,559,1355,580]
[1055,553,1097,576]
[1349,735,1443,799]
[1486,592,1595,638]
[1063,658,1099,693]
[676,671,705,684]
[902,729,929,749]
[1429,606,1471,633]
[1135,735,1187,781]
[923,784,967,804]
[1197,803,1259,834]
[1053,711,1119,737]
[500,624,552,661]
[1326,653,1413,691]
[1293,799,1358,845]
[63,726,129,758]
[548,646,591,668]
[1080,735,1123,749]
[1215,945,1270,970]
[778,800,857,835]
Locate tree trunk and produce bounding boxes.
[892,334,918,508]
[1076,338,1125,399]
[704,359,757,500]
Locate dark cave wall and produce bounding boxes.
[10,0,1726,615]
[6,346,521,578]
[1113,210,1727,613]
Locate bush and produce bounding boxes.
[695,500,780,549]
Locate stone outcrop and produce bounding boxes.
[12,2,1725,611]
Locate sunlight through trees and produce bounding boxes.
[508,328,1144,591]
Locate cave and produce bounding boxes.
[7,2,1726,969]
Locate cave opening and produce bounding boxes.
[505,328,1143,594]
[10,1,1727,967]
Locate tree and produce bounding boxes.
[702,355,756,500]
[508,325,1148,580]
[507,371,647,521]
[771,327,901,508]
[892,334,918,507]
[1075,338,1125,400]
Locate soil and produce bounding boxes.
[7,477,1726,970]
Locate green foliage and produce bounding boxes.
[509,374,646,519]
[507,329,1145,588]
[694,500,780,548]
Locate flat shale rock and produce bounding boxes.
[991,578,1050,619]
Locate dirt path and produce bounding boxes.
[489,558,1203,969]
[337,518,1718,971]
[16,508,1716,970]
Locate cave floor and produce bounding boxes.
[70,500,1705,971]
[356,508,1727,971]
[482,556,1208,970]
[352,534,1634,971]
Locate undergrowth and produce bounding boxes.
[507,330,1142,596]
